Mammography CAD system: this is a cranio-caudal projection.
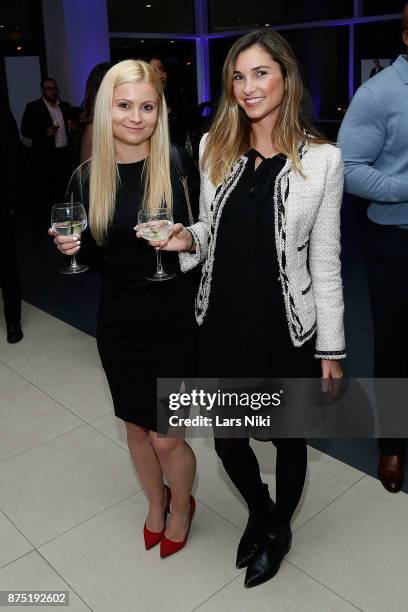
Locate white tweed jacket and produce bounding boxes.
[179,134,346,359]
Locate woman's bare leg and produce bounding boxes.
[149,433,196,541]
[125,421,168,532]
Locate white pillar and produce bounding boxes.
[41,0,110,106]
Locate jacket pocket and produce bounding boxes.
[297,238,309,252]
[297,239,309,268]
[302,280,312,296]
[301,274,315,313]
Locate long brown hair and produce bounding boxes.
[80,62,112,125]
[203,29,327,185]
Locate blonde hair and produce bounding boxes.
[203,30,327,185]
[89,59,172,245]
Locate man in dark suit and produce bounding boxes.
[21,77,73,224]
[0,106,23,343]
[369,59,384,78]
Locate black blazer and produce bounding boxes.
[21,98,71,153]
[0,105,24,215]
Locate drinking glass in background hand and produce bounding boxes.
[51,203,89,275]
[137,207,175,281]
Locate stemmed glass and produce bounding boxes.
[51,203,89,274]
[138,207,175,281]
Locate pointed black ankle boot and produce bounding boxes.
[244,520,292,588]
[236,484,275,569]
[6,322,23,344]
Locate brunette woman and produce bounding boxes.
[79,62,112,163]
[157,30,345,587]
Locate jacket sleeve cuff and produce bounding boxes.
[178,226,202,272]
[314,349,347,360]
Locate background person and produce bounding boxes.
[370,59,384,78]
[79,62,112,163]
[21,78,73,226]
[148,54,192,149]
[0,105,24,343]
[338,4,408,493]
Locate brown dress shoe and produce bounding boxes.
[378,454,404,493]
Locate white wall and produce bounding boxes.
[4,56,42,136]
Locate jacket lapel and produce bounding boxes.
[196,155,248,325]
[273,138,315,345]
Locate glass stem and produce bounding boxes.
[71,254,79,269]
[156,248,163,274]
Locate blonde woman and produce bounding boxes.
[157,30,345,587]
[49,60,198,557]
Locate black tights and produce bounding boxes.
[214,437,307,523]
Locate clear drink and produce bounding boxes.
[52,220,87,236]
[139,220,173,241]
[137,207,175,281]
[50,202,89,275]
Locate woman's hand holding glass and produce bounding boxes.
[135,221,194,252]
[49,203,89,274]
[48,227,81,255]
[136,207,186,281]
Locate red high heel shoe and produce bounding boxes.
[143,484,172,550]
[160,495,196,558]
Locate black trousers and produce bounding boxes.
[214,437,307,523]
[0,211,21,325]
[367,221,408,455]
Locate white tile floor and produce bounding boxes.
[0,302,407,611]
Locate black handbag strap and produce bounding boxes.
[171,145,195,226]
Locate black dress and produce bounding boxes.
[197,149,317,523]
[68,152,199,431]
[199,149,319,379]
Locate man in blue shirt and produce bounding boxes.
[338,4,408,493]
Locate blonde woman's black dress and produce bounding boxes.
[67,151,199,431]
